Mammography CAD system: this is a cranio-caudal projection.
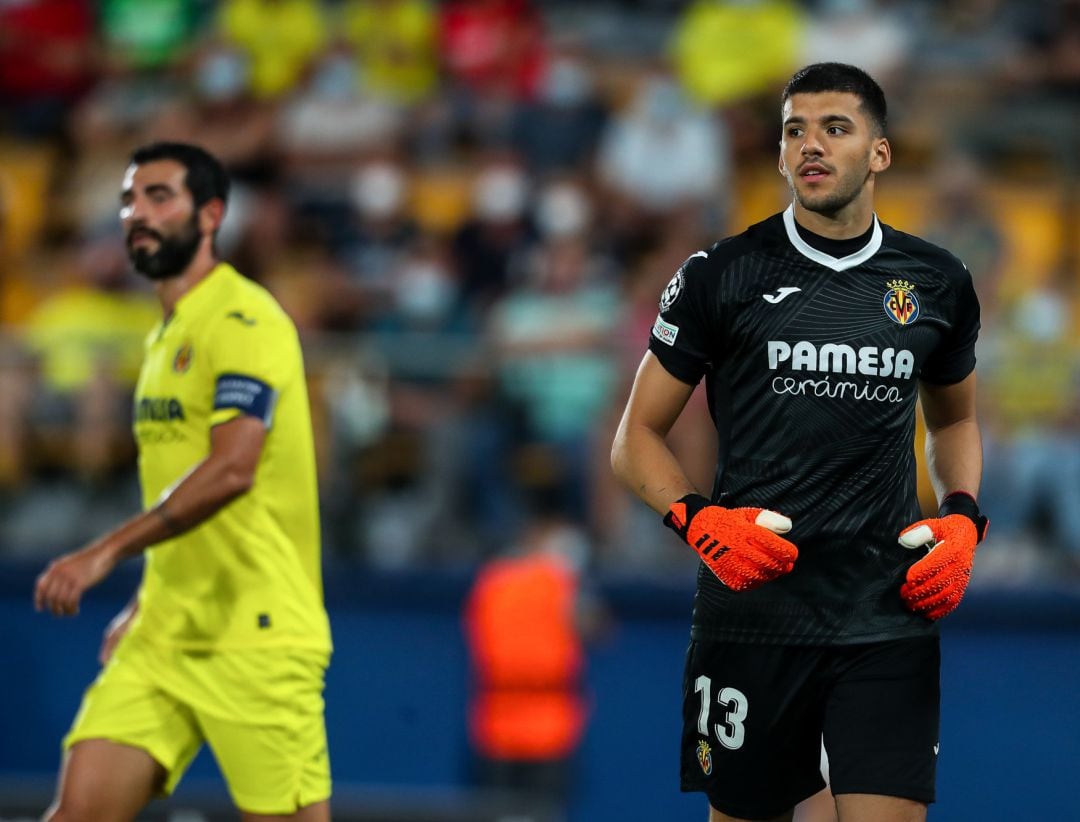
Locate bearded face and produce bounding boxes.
[126,212,202,281]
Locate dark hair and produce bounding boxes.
[129,142,230,207]
[781,63,887,136]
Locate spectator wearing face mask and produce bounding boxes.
[276,50,406,205]
[597,70,730,255]
[798,0,912,90]
[147,44,278,186]
[481,194,620,531]
[511,38,609,175]
[452,153,536,311]
[430,0,548,152]
[325,232,477,568]
[921,152,1006,321]
[377,237,468,338]
[340,0,439,106]
[311,160,419,331]
[217,0,327,99]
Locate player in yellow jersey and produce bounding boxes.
[34,142,332,821]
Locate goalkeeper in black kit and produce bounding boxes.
[611,63,987,822]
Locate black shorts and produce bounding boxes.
[680,636,940,820]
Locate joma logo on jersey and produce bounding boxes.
[135,397,186,422]
[884,279,920,325]
[768,341,915,379]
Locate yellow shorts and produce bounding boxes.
[64,634,331,814]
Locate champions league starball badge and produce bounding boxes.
[884,279,920,325]
[660,268,685,312]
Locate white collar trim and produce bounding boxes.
[782,204,882,272]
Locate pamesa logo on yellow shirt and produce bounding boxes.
[135,396,185,422]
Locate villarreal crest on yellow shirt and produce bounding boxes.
[130,263,330,653]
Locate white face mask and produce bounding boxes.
[1015,290,1069,343]
[351,164,406,219]
[312,55,359,101]
[196,51,248,102]
[396,261,455,320]
[473,167,529,222]
[541,57,593,107]
[639,79,688,123]
[536,182,591,238]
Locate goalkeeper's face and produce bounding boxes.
[120,159,205,281]
[777,91,891,219]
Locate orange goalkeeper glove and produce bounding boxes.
[899,491,989,620]
[664,493,798,591]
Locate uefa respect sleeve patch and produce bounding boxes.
[652,315,680,346]
[213,373,278,426]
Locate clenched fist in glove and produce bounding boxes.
[664,493,798,591]
[899,491,989,620]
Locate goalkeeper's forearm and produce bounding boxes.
[611,419,698,515]
[920,375,982,502]
[924,417,982,502]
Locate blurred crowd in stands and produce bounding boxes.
[0,0,1078,585]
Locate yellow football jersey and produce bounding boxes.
[129,263,330,653]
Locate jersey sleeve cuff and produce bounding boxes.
[648,338,706,386]
[919,360,975,386]
[210,407,244,427]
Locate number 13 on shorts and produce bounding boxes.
[695,675,748,750]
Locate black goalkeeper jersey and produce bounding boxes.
[648,206,980,645]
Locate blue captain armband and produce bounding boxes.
[213,373,278,427]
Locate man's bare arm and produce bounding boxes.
[611,351,699,515]
[919,372,982,502]
[612,352,798,590]
[35,415,266,615]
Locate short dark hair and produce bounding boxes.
[129,142,230,207]
[781,63,888,136]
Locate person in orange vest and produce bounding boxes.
[463,510,602,808]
